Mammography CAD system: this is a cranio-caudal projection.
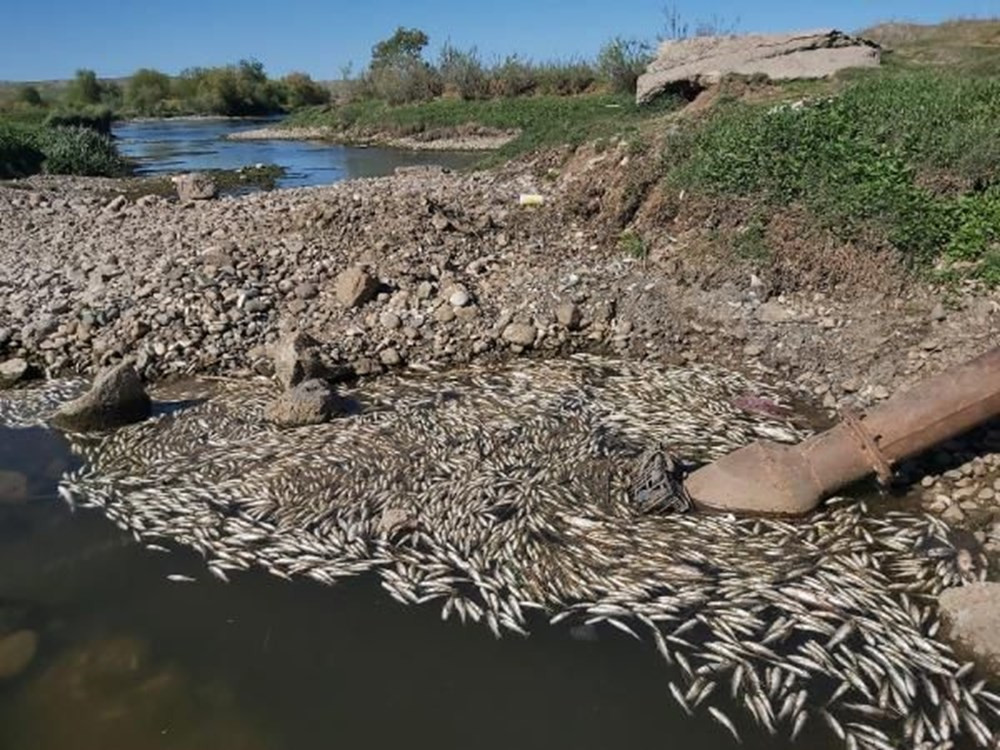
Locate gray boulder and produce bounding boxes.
[939,583,1000,675]
[265,379,340,427]
[172,172,218,202]
[0,358,38,389]
[502,323,537,347]
[335,266,378,308]
[272,331,328,389]
[51,362,151,432]
[636,29,881,104]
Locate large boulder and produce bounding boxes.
[172,172,217,202]
[0,358,38,389]
[636,29,881,104]
[51,362,151,432]
[272,331,328,389]
[939,583,1000,675]
[264,379,340,427]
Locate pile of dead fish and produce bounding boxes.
[2,354,997,749]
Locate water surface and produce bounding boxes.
[113,118,481,189]
[0,425,839,750]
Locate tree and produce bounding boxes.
[125,68,172,113]
[370,27,430,70]
[15,85,44,107]
[65,69,102,106]
[281,72,330,109]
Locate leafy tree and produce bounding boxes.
[65,69,102,106]
[15,85,43,107]
[367,27,440,103]
[370,27,430,70]
[126,68,172,113]
[281,72,330,109]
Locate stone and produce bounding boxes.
[636,29,881,104]
[0,358,38,389]
[379,348,402,366]
[379,312,401,330]
[743,343,765,357]
[502,323,537,347]
[940,583,1000,675]
[294,282,318,300]
[51,363,151,432]
[434,305,456,324]
[335,267,378,308]
[942,505,965,523]
[352,357,383,377]
[449,288,471,307]
[756,300,797,324]
[377,507,416,537]
[172,172,217,202]
[0,630,38,680]
[272,331,329,389]
[0,471,28,504]
[264,379,339,427]
[555,302,582,331]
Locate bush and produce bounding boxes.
[490,55,537,98]
[125,68,172,114]
[438,44,490,100]
[0,124,45,178]
[280,72,330,109]
[44,106,114,135]
[0,122,128,178]
[15,85,44,107]
[174,60,284,116]
[597,37,654,95]
[535,61,597,96]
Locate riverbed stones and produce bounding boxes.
[502,323,536,347]
[0,358,37,389]
[555,302,582,331]
[264,379,339,427]
[51,362,151,432]
[0,470,28,504]
[172,172,217,202]
[0,630,38,680]
[335,267,378,308]
[939,583,1000,675]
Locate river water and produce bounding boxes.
[0,415,844,749]
[113,118,481,189]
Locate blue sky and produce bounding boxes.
[3,0,998,81]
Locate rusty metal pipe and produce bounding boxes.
[686,347,1000,515]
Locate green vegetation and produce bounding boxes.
[0,121,129,179]
[289,93,680,161]
[668,67,1000,283]
[619,229,648,260]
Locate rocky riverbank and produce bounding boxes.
[227,124,520,151]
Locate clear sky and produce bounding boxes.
[3,0,998,82]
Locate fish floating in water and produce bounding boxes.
[2,354,997,748]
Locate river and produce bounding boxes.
[113,118,481,189]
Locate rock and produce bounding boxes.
[434,305,456,323]
[172,172,217,202]
[0,630,38,680]
[636,29,881,104]
[379,348,402,367]
[449,289,471,307]
[942,505,965,523]
[743,343,765,357]
[335,267,378,308]
[756,300,797,324]
[377,507,416,537]
[294,282,318,300]
[264,379,339,427]
[555,302,582,331]
[379,312,401,330]
[51,363,151,432]
[0,358,38,389]
[352,357,383,377]
[939,583,1000,675]
[0,471,28,504]
[272,331,328,389]
[502,323,537,347]
[872,385,890,400]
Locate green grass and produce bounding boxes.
[669,70,1000,282]
[287,93,681,161]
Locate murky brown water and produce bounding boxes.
[0,423,850,750]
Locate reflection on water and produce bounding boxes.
[113,119,481,189]
[0,425,840,750]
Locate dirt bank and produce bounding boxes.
[227,124,520,151]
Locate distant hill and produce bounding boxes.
[860,18,1000,73]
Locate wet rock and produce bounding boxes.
[940,583,1000,675]
[0,630,38,680]
[264,379,339,427]
[272,331,328,389]
[335,266,378,308]
[0,358,39,389]
[172,172,217,202]
[502,323,537,347]
[51,362,151,432]
[556,302,582,331]
[0,470,29,504]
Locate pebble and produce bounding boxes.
[449,289,470,308]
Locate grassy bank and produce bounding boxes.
[0,121,129,179]
[662,67,1000,285]
[288,93,681,161]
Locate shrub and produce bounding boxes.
[15,85,44,107]
[597,37,654,95]
[438,43,490,100]
[490,55,537,97]
[535,60,597,96]
[0,124,45,178]
[280,72,330,109]
[35,126,129,176]
[44,105,114,135]
[125,68,172,114]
